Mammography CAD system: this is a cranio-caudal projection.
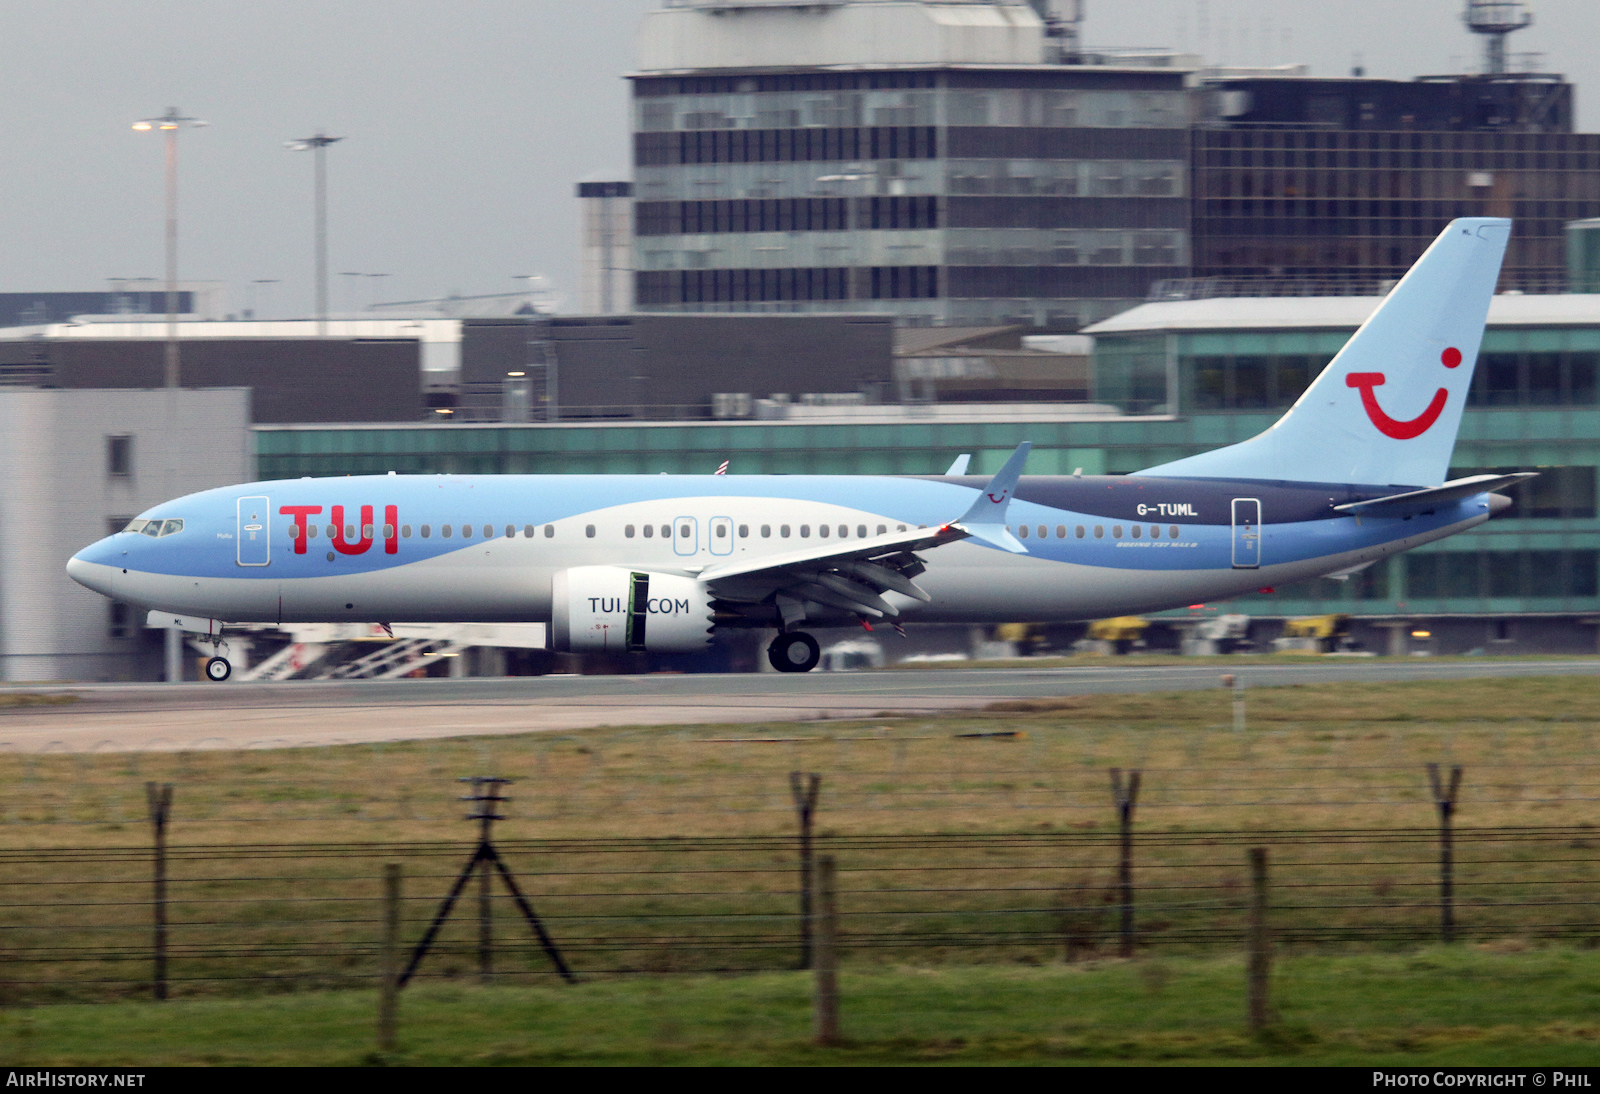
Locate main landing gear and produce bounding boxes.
[767,631,820,673]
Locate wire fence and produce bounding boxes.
[4,825,1600,1004]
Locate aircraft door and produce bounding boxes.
[1231,498,1261,569]
[237,495,271,566]
[708,516,734,556]
[673,516,698,556]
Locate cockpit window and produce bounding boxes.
[124,518,184,537]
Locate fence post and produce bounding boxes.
[1109,768,1141,957]
[1427,763,1464,943]
[1223,674,1245,733]
[1248,847,1270,1031]
[791,771,822,970]
[145,782,173,1002]
[379,863,401,1054]
[813,854,840,1046]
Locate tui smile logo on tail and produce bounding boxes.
[1345,347,1462,440]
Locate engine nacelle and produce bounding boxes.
[550,566,715,654]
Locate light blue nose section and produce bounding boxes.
[67,543,120,599]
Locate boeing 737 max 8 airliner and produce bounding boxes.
[68,219,1529,678]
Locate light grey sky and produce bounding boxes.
[1,1,1594,317]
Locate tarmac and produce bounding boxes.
[2,658,1597,753]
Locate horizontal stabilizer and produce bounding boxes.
[944,453,971,475]
[1333,473,1538,517]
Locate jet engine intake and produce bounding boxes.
[550,566,714,653]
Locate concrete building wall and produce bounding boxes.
[635,1,1046,72]
[0,389,252,682]
[35,340,425,423]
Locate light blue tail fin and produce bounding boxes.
[1139,218,1511,487]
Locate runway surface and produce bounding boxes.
[2,658,1596,753]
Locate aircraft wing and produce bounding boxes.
[696,442,1031,622]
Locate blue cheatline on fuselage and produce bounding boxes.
[73,471,1488,583]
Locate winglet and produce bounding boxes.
[952,442,1030,552]
[945,453,971,475]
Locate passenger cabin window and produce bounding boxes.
[442,526,452,538]
[643,525,654,538]
[761,525,771,537]
[625,525,636,538]
[462,525,472,539]
[586,525,596,538]
[421,525,431,538]
[484,525,493,539]
[716,524,727,538]
[544,525,555,538]
[524,525,535,538]
[1169,525,1179,538]
[800,525,810,538]
[402,525,412,538]
[819,525,830,538]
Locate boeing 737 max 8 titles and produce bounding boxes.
[68,218,1528,678]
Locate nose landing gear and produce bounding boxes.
[767,631,820,673]
[197,623,231,683]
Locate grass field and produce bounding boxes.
[6,950,1600,1066]
[5,672,1600,1062]
[4,675,1600,847]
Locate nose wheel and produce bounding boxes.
[205,656,232,682]
[767,631,820,673]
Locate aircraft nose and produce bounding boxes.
[67,545,119,598]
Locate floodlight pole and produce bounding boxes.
[287,133,344,335]
[133,107,204,388]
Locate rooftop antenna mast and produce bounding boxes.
[1465,0,1533,76]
